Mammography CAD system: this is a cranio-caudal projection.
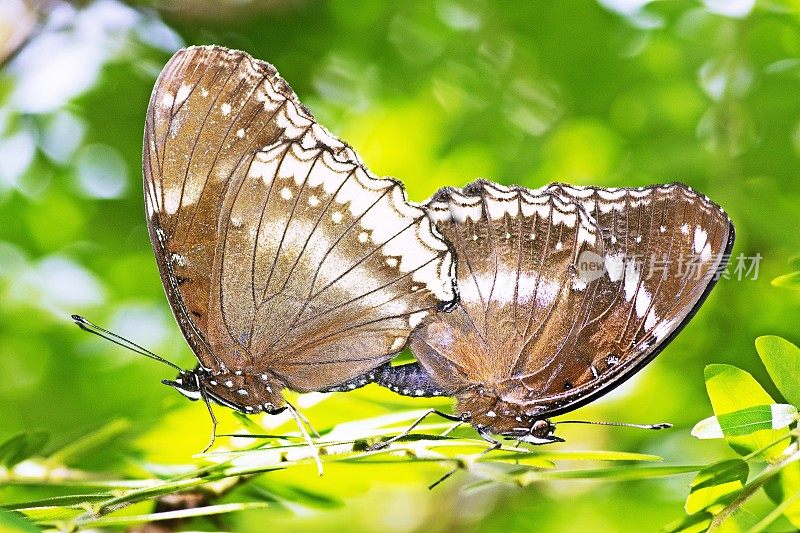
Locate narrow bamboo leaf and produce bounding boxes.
[756,336,800,406]
[517,464,700,485]
[771,271,800,290]
[685,459,748,514]
[2,493,113,510]
[0,509,41,533]
[692,404,798,439]
[0,432,49,468]
[45,419,130,467]
[703,365,787,459]
[75,502,270,528]
[17,506,83,522]
[487,450,663,462]
[246,483,344,509]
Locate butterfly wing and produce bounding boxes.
[411,180,733,418]
[144,46,456,391]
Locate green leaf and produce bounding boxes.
[685,459,748,514]
[709,506,758,533]
[771,271,800,290]
[45,419,130,467]
[763,459,800,528]
[74,502,270,528]
[703,365,788,459]
[517,464,701,485]
[2,493,113,510]
[663,511,713,533]
[692,404,798,439]
[0,509,41,533]
[0,432,49,468]
[756,336,800,406]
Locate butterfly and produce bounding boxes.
[351,179,734,447]
[139,45,457,441]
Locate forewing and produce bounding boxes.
[144,46,456,387]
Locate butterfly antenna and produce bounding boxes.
[71,314,183,372]
[555,420,672,430]
[285,400,323,476]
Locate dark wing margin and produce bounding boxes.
[143,45,457,383]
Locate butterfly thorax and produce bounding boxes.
[456,387,562,444]
[164,367,285,415]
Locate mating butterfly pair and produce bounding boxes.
[90,46,735,450]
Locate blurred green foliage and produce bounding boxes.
[1,0,800,531]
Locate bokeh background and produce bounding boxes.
[1,0,799,531]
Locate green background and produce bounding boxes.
[1,0,799,531]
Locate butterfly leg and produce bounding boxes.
[285,400,323,476]
[428,428,502,490]
[369,408,464,451]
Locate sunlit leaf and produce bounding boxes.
[703,365,787,459]
[763,459,800,528]
[684,459,748,514]
[756,336,800,406]
[691,404,797,439]
[74,502,270,528]
[663,511,713,533]
[771,271,800,290]
[517,464,700,485]
[709,505,758,533]
[16,506,83,522]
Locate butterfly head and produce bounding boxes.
[459,389,565,445]
[162,367,285,415]
[501,419,564,445]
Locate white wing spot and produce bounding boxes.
[161,92,174,107]
[659,225,666,233]
[504,232,511,240]
[171,253,186,267]
[635,235,642,243]
[221,102,232,116]
[200,88,209,97]
[230,216,242,228]
[555,241,563,251]
[391,337,405,351]
[386,257,398,268]
[308,195,320,207]
[236,128,245,138]
[409,311,427,328]
[472,234,479,241]
[681,223,690,235]
[332,211,343,223]
[175,84,191,105]
[358,231,369,243]
[280,187,292,200]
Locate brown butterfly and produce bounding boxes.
[138,45,457,442]
[345,179,734,447]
